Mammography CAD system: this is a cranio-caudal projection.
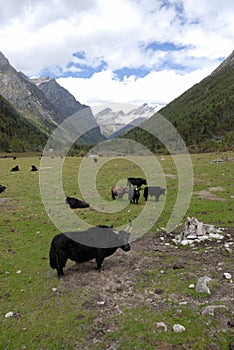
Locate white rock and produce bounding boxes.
[196,276,212,294]
[199,235,209,241]
[225,248,233,254]
[52,287,57,292]
[189,284,195,289]
[16,270,22,274]
[5,311,14,318]
[223,273,232,280]
[209,233,224,240]
[173,324,186,333]
[197,222,204,235]
[156,322,167,331]
[181,239,193,245]
[186,233,197,240]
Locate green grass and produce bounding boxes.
[0,151,233,349]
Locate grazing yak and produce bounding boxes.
[31,165,38,171]
[66,196,90,209]
[10,165,19,172]
[127,177,147,188]
[0,185,6,194]
[111,185,129,200]
[49,224,131,278]
[128,187,140,204]
[143,186,166,202]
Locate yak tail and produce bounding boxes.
[49,244,57,269]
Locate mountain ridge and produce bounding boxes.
[0,51,105,150]
[121,50,234,152]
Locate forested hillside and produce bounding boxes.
[0,94,48,152]
[123,54,234,153]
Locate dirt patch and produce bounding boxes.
[55,227,234,349]
[196,186,228,202]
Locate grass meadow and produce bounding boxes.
[0,151,233,349]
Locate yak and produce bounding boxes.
[49,224,131,278]
[127,177,147,188]
[0,185,6,194]
[31,165,38,171]
[128,187,140,204]
[111,185,129,200]
[143,186,166,202]
[10,165,19,172]
[66,196,90,209]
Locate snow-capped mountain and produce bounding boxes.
[91,102,164,138]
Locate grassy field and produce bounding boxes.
[0,151,233,349]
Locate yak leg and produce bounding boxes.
[57,257,67,279]
[95,255,105,272]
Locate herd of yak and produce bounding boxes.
[1,164,166,279]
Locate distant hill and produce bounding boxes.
[0,51,105,150]
[122,51,234,153]
[0,94,48,152]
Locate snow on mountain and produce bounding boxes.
[91,102,164,137]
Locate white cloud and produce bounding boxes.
[0,0,233,105]
[57,64,216,106]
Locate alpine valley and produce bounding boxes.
[0,50,233,153]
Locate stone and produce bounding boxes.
[156,322,167,331]
[196,276,212,294]
[173,324,185,333]
[223,272,232,279]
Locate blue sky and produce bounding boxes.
[0,0,233,105]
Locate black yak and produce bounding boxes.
[143,186,166,202]
[111,185,129,200]
[31,165,38,171]
[10,165,19,172]
[66,196,89,209]
[127,177,147,188]
[128,188,140,204]
[0,185,6,194]
[49,224,131,278]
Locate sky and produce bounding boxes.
[0,0,233,106]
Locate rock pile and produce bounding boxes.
[172,217,225,246]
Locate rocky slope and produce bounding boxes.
[0,51,105,146]
[31,76,87,118]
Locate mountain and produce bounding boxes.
[0,51,105,148]
[31,76,105,144]
[0,93,48,152]
[0,52,62,133]
[31,77,87,118]
[122,51,234,153]
[92,102,163,138]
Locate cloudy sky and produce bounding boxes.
[0,0,233,106]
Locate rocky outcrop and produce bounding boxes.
[31,77,87,118]
[0,52,62,128]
